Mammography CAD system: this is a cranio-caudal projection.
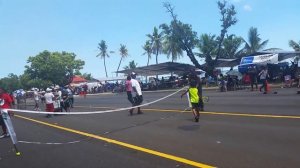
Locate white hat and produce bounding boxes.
[131,72,136,75]
[46,88,52,92]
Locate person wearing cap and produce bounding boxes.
[44,88,55,117]
[130,72,143,115]
[0,88,13,138]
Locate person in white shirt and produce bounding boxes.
[258,66,269,94]
[44,88,55,117]
[130,72,143,115]
[33,88,40,111]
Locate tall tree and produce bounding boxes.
[161,27,183,62]
[0,73,22,93]
[244,27,269,55]
[162,3,201,69]
[289,40,300,63]
[123,60,138,70]
[25,50,84,86]
[198,34,218,75]
[116,44,129,76]
[289,40,300,51]
[142,41,152,66]
[147,27,163,64]
[96,40,109,77]
[215,0,238,60]
[222,34,244,59]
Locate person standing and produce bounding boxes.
[33,88,40,110]
[125,75,134,115]
[181,80,200,122]
[44,88,55,118]
[0,88,13,138]
[189,69,204,111]
[131,72,143,115]
[258,66,269,94]
[67,86,74,108]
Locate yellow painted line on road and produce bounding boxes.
[75,105,300,119]
[15,115,215,168]
[143,108,300,119]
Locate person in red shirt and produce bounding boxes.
[0,88,13,138]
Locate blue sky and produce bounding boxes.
[0,0,299,78]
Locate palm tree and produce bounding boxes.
[163,34,183,62]
[142,41,152,66]
[198,33,218,76]
[116,44,128,76]
[289,40,300,63]
[123,60,138,70]
[222,34,244,59]
[96,40,109,77]
[244,27,269,55]
[147,27,163,64]
[289,40,300,51]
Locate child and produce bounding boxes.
[181,79,200,122]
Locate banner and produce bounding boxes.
[240,54,279,65]
[1,109,18,145]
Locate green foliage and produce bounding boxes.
[244,27,269,55]
[160,17,201,68]
[24,50,85,87]
[161,24,183,62]
[97,40,109,77]
[0,73,22,93]
[198,34,218,76]
[116,44,129,76]
[123,60,138,70]
[222,34,244,59]
[216,0,237,59]
[147,27,164,64]
[82,73,92,81]
[142,40,152,66]
[289,40,300,51]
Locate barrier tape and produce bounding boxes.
[10,86,188,115]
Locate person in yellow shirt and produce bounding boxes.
[181,79,200,122]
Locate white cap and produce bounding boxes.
[46,88,52,92]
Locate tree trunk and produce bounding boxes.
[156,50,159,79]
[104,57,108,77]
[116,57,123,77]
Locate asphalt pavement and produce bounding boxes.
[0,87,300,168]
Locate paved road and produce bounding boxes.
[1,87,300,168]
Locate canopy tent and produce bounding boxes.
[201,59,241,68]
[71,75,87,83]
[238,51,300,73]
[116,62,197,76]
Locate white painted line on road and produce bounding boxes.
[15,115,216,168]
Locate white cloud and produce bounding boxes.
[243,4,252,11]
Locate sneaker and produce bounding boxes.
[0,134,5,139]
[0,133,9,139]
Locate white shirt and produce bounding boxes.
[259,70,268,80]
[44,92,54,104]
[131,79,142,96]
[34,91,39,101]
